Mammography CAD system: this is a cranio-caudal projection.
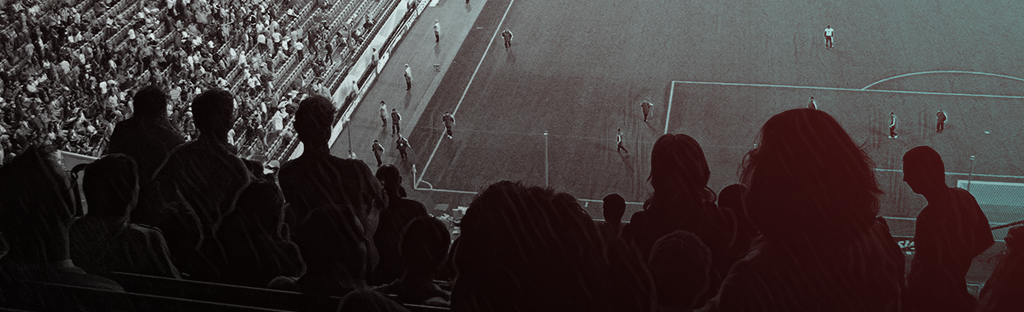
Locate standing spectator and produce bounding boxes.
[640,101,653,122]
[433,20,440,43]
[279,95,387,294]
[106,85,185,181]
[391,108,401,136]
[616,129,628,154]
[372,139,385,167]
[70,154,181,279]
[701,109,904,312]
[889,111,898,139]
[621,134,733,307]
[396,134,410,160]
[442,112,455,139]
[807,96,817,110]
[403,64,412,91]
[902,146,994,312]
[824,25,834,49]
[936,109,946,132]
[140,88,254,277]
[502,29,513,50]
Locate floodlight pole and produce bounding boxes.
[544,130,549,187]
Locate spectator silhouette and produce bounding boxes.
[337,288,411,312]
[0,146,122,293]
[649,230,712,312]
[902,146,994,312]
[200,179,306,287]
[69,154,181,279]
[291,206,374,296]
[718,183,755,271]
[599,193,626,242]
[375,216,451,306]
[621,133,734,307]
[976,226,1024,312]
[280,95,387,293]
[137,88,253,277]
[451,181,614,312]
[701,109,905,312]
[105,85,185,181]
[604,231,655,312]
[370,165,429,286]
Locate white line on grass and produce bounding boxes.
[416,0,517,190]
[862,70,1024,90]
[672,80,1024,99]
[665,81,675,134]
[873,168,1024,180]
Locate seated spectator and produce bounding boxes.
[200,179,305,288]
[292,206,373,296]
[375,216,451,306]
[138,88,253,277]
[337,288,410,312]
[599,193,626,242]
[621,134,734,307]
[603,231,655,312]
[976,226,1024,312]
[370,165,429,286]
[701,109,904,312]
[452,181,614,312]
[0,146,123,293]
[69,154,181,279]
[649,231,712,312]
[902,146,994,312]
[718,183,755,270]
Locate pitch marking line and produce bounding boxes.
[416,0,516,190]
[669,80,1024,100]
[862,70,1024,90]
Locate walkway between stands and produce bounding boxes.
[330,0,486,170]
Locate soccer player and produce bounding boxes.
[380,101,388,128]
[808,97,817,110]
[889,112,898,139]
[936,109,946,133]
[617,129,628,154]
[433,20,440,43]
[404,64,412,91]
[396,134,411,160]
[641,101,653,122]
[372,139,385,166]
[502,29,513,50]
[442,112,455,139]
[391,108,401,136]
[824,25,834,49]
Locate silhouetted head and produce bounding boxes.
[83,154,140,218]
[602,193,626,224]
[741,109,880,244]
[294,94,335,147]
[191,88,235,141]
[648,230,712,309]
[399,216,450,275]
[0,145,76,263]
[132,85,168,117]
[234,179,287,233]
[295,206,369,289]
[902,146,946,196]
[375,164,402,191]
[649,134,711,204]
[453,181,608,311]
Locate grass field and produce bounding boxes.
[397,0,1024,285]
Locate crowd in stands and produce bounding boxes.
[0,0,378,163]
[1,81,1021,311]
